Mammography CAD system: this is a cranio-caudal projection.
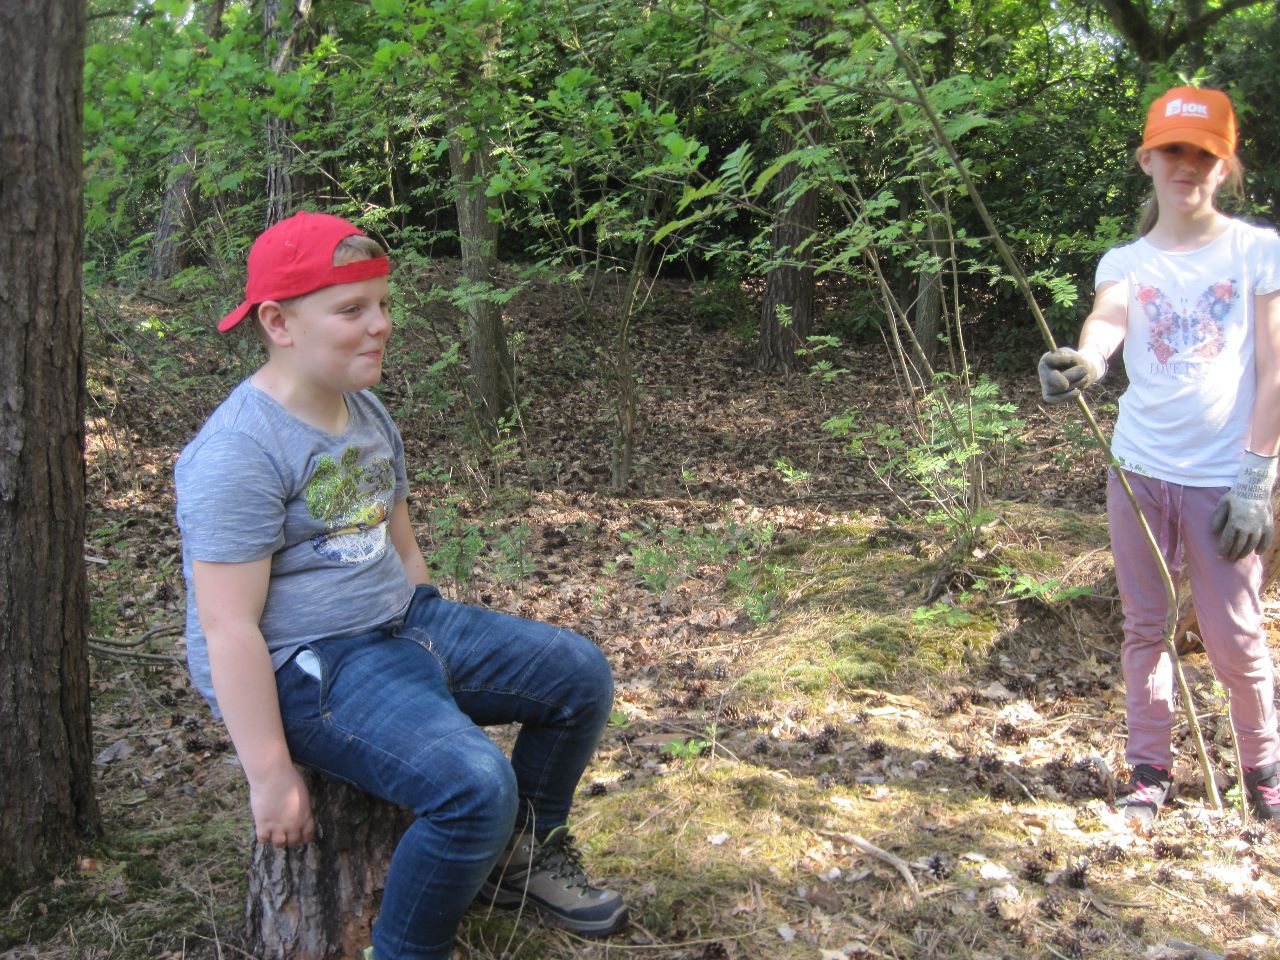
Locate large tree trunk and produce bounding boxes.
[0,0,100,900]
[448,113,514,433]
[245,770,412,960]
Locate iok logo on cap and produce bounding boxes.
[1165,98,1210,119]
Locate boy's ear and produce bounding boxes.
[256,301,293,348]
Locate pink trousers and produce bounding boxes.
[1108,469,1280,769]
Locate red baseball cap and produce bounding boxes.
[219,211,390,332]
[1141,86,1236,159]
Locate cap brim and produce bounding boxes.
[1142,128,1233,159]
[218,300,254,333]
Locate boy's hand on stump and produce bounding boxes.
[250,766,316,847]
[1038,346,1104,404]
[1211,451,1278,561]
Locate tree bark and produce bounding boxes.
[245,769,412,960]
[149,149,197,280]
[148,2,225,280]
[755,16,826,374]
[263,0,315,227]
[908,0,953,377]
[911,212,944,374]
[447,111,514,433]
[756,124,817,374]
[0,0,100,901]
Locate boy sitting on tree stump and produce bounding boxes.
[175,211,627,960]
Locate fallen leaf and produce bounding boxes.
[980,681,1014,701]
[805,879,843,912]
[979,862,1012,881]
[94,739,134,765]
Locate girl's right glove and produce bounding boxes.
[1211,451,1278,561]
[1038,346,1105,404]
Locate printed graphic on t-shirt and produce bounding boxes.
[305,447,395,564]
[1138,280,1236,373]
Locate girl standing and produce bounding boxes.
[1038,86,1280,827]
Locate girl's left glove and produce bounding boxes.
[1211,451,1278,561]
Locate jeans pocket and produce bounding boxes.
[295,649,322,680]
[278,645,328,724]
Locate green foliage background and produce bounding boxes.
[84,0,1280,345]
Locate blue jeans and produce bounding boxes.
[274,584,615,960]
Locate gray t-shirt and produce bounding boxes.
[176,380,414,716]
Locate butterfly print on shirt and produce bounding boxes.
[1137,280,1235,368]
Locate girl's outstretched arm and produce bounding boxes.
[1037,281,1129,404]
[1077,280,1129,359]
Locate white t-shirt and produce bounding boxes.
[1097,219,1280,486]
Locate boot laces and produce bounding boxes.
[534,833,593,892]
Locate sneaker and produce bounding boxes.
[481,825,628,936]
[1115,764,1171,830]
[1244,763,1280,820]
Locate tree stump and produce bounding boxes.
[1174,499,1280,655]
[245,768,412,960]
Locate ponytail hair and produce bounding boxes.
[1134,150,1246,236]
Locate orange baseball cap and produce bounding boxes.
[219,211,389,332]
[1141,86,1236,159]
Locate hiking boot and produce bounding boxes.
[481,825,628,936]
[1115,764,1172,830]
[1244,763,1280,821]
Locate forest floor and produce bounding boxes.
[4,268,1279,960]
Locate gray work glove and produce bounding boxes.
[1038,346,1105,404]
[1211,451,1278,561]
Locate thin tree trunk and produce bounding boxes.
[610,270,642,490]
[756,15,826,374]
[756,124,817,374]
[0,0,100,901]
[149,149,197,280]
[448,113,514,432]
[149,1,225,278]
[912,211,944,373]
[263,0,314,227]
[909,0,953,376]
